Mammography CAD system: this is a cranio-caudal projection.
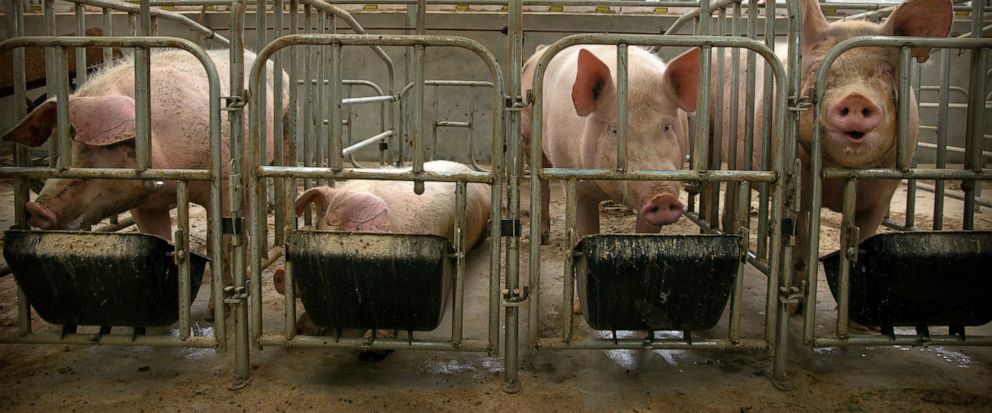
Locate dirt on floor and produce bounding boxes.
[0,176,990,412]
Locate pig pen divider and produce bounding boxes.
[802,35,992,349]
[524,33,796,383]
[246,32,507,381]
[0,36,231,353]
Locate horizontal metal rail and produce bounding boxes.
[257,165,494,183]
[821,168,992,180]
[258,335,492,351]
[815,336,992,347]
[0,334,218,347]
[68,0,230,46]
[537,337,769,351]
[341,130,394,156]
[540,168,778,182]
[0,167,212,180]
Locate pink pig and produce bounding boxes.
[709,0,952,313]
[520,45,700,243]
[1,49,285,240]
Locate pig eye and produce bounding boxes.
[611,128,617,135]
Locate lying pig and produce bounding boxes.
[520,45,699,243]
[709,0,952,313]
[2,49,285,240]
[272,161,491,347]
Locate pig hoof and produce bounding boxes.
[358,349,394,362]
[572,300,583,315]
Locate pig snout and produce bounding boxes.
[826,93,883,142]
[639,192,683,227]
[25,201,57,229]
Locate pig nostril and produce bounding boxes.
[841,107,849,116]
[861,108,870,117]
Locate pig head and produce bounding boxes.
[521,45,699,240]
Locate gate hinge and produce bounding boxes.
[504,94,527,111]
[502,286,530,306]
[789,95,814,112]
[224,285,248,304]
[500,219,522,237]
[222,217,244,235]
[222,91,248,111]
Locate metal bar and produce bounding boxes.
[11,0,30,336]
[815,336,992,347]
[616,43,628,171]
[451,182,467,345]
[505,0,523,393]
[537,337,769,351]
[102,7,113,62]
[177,181,192,341]
[541,168,778,182]
[562,179,577,343]
[412,44,426,194]
[284,259,297,340]
[342,95,397,105]
[69,0,229,45]
[836,179,857,338]
[229,0,248,379]
[917,142,992,158]
[341,131,394,157]
[54,47,72,170]
[257,335,492,351]
[821,168,992,180]
[436,121,471,128]
[755,0,775,262]
[329,43,343,171]
[134,1,152,172]
[0,168,212,180]
[0,334,218,347]
[896,47,912,171]
[273,0,286,245]
[75,2,87,86]
[916,182,992,209]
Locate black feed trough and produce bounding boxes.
[821,231,992,329]
[3,229,207,328]
[286,231,453,332]
[574,234,741,331]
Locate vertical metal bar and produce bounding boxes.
[412,44,426,194]
[126,12,135,59]
[346,84,357,166]
[150,15,158,35]
[896,47,912,171]
[314,12,325,176]
[11,0,32,336]
[329,44,343,171]
[693,45,712,179]
[903,62,923,229]
[273,0,286,245]
[756,0,775,260]
[728,180,749,343]
[707,7,726,227]
[963,7,987,229]
[230,0,249,384]
[75,2,87,86]
[934,49,952,230]
[431,85,439,159]
[102,7,113,62]
[177,181,192,340]
[562,179,577,343]
[744,0,757,174]
[616,44,628,171]
[283,258,297,339]
[301,4,313,226]
[836,179,857,338]
[45,0,57,168]
[134,0,152,172]
[505,0,523,394]
[54,47,72,170]
[451,182,467,345]
[723,2,742,233]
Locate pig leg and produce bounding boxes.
[574,192,601,240]
[131,207,173,241]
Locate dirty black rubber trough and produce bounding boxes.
[821,231,992,334]
[574,234,742,331]
[2,229,207,328]
[286,231,453,332]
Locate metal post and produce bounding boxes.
[102,7,113,61]
[273,0,286,245]
[329,43,343,171]
[836,179,858,338]
[934,49,952,230]
[177,181,192,340]
[756,0,776,260]
[562,179,577,342]
[134,0,152,172]
[75,2,87,86]
[54,47,72,170]
[10,0,32,336]
[451,182,467,345]
[964,2,987,229]
[616,44,628,171]
[229,0,250,387]
[505,0,523,394]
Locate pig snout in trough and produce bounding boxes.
[520,45,700,242]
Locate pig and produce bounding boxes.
[520,45,700,244]
[1,49,285,240]
[1,49,286,321]
[709,0,952,314]
[272,160,492,354]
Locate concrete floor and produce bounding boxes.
[0,180,990,412]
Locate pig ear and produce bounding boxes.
[325,192,390,232]
[295,187,336,218]
[69,95,137,146]
[1,99,58,147]
[661,48,700,113]
[800,0,831,48]
[880,0,952,63]
[572,48,613,117]
[273,267,287,295]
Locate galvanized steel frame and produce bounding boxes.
[0,36,231,354]
[523,34,794,382]
[801,35,992,349]
[245,32,507,374]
